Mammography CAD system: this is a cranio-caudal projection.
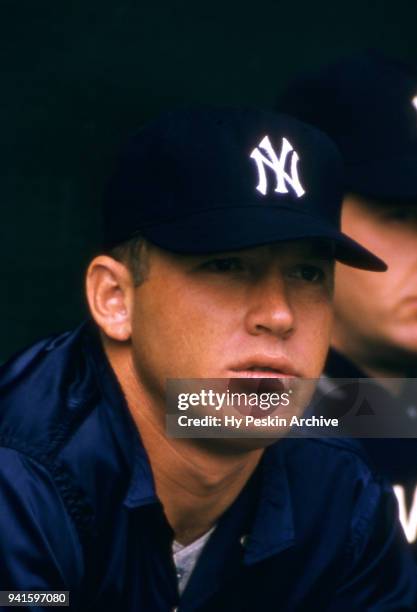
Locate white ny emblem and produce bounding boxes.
[249,135,305,197]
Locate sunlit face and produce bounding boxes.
[333,195,417,371]
[128,240,334,402]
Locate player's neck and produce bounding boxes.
[104,342,263,545]
[145,437,262,545]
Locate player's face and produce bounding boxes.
[128,240,334,399]
[333,195,417,367]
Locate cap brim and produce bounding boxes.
[141,206,387,271]
[348,152,417,200]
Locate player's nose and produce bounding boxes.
[244,272,295,339]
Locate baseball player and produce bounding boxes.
[279,52,417,559]
[0,107,415,610]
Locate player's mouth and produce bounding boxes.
[228,357,300,380]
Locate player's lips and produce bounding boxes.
[228,357,300,378]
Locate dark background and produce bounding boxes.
[2,0,417,361]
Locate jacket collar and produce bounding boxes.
[243,443,295,564]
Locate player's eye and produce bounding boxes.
[288,264,325,283]
[198,257,244,273]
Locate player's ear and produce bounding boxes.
[85,255,134,341]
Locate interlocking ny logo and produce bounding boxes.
[250,135,305,198]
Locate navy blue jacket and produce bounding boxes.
[0,324,416,611]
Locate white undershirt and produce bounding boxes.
[172,526,216,594]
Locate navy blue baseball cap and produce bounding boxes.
[102,107,386,271]
[278,51,417,200]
